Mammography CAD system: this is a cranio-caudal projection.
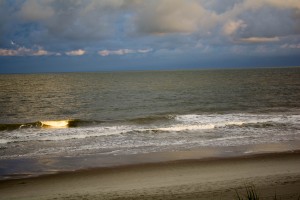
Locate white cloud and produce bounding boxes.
[31,49,50,56]
[98,48,152,56]
[0,46,55,56]
[137,49,152,53]
[239,37,280,43]
[98,50,110,56]
[65,49,86,56]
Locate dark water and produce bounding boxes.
[1,68,299,124]
[0,68,300,179]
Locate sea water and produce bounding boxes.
[0,68,300,179]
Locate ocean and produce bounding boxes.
[0,67,300,179]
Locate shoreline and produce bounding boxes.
[1,151,300,200]
[1,141,300,180]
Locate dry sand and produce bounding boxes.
[1,152,300,200]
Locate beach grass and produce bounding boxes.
[235,186,300,200]
[236,186,260,200]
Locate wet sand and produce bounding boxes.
[1,152,300,200]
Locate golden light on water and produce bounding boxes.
[41,120,69,128]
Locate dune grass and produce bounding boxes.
[236,186,260,200]
[235,186,300,200]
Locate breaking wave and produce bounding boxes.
[0,113,299,145]
[0,119,106,131]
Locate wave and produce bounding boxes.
[127,115,175,124]
[0,113,299,145]
[1,113,299,131]
[175,114,299,127]
[0,120,72,131]
[0,119,105,131]
[40,120,70,128]
[1,113,299,161]
[1,113,299,132]
[0,122,42,131]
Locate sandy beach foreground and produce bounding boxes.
[1,152,300,200]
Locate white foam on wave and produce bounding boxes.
[0,139,10,144]
[175,113,300,127]
[39,125,132,141]
[0,125,135,144]
[155,124,215,131]
[143,114,282,133]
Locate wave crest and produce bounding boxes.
[40,120,70,128]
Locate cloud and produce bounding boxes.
[223,20,247,36]
[221,0,300,18]
[16,0,133,43]
[217,0,300,41]
[65,49,86,56]
[239,37,280,43]
[0,41,58,56]
[0,46,56,56]
[3,0,299,44]
[98,49,133,56]
[133,0,210,34]
[137,49,152,53]
[245,0,300,10]
[0,0,299,71]
[98,48,152,56]
[281,43,300,49]
[19,0,55,21]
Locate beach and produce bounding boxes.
[1,151,300,200]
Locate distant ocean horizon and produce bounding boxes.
[0,67,300,179]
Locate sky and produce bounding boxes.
[0,0,300,73]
